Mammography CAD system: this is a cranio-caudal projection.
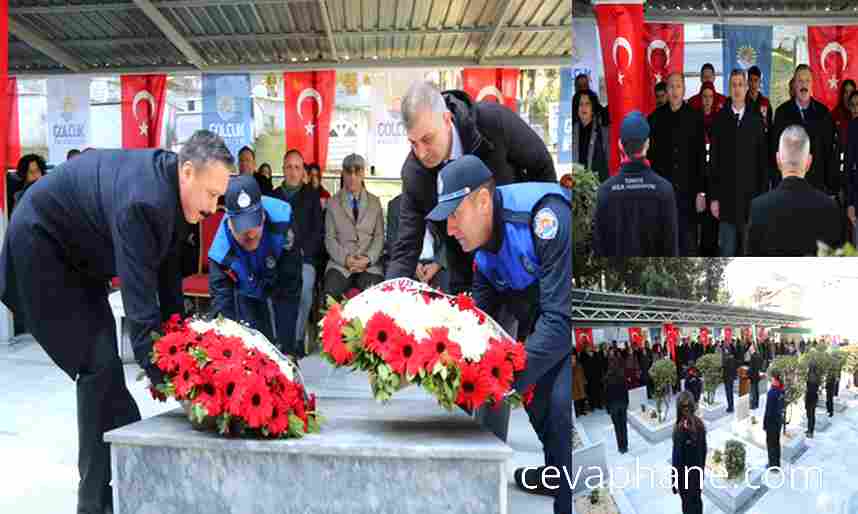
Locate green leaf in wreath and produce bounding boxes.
[191,403,208,425]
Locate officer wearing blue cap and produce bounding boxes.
[427,155,572,514]
[593,111,679,257]
[208,175,303,357]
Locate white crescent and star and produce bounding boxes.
[821,41,849,90]
[297,88,323,136]
[475,85,505,104]
[132,90,157,137]
[612,37,633,85]
[647,39,670,68]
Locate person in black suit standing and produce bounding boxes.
[771,66,838,195]
[746,125,842,255]
[709,69,769,256]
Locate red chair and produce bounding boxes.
[182,210,225,300]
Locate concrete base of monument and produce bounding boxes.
[572,421,608,496]
[106,398,514,514]
[732,418,808,463]
[573,485,638,514]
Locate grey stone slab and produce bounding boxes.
[734,394,750,424]
[628,386,648,412]
[627,409,675,444]
[703,466,766,514]
[700,399,729,422]
[573,421,608,496]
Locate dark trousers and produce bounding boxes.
[609,405,629,452]
[235,292,301,358]
[806,398,817,434]
[724,380,734,412]
[2,221,142,514]
[826,387,835,416]
[524,356,572,514]
[676,192,699,257]
[679,488,704,514]
[766,428,781,468]
[645,373,654,399]
[324,268,383,300]
[750,379,760,409]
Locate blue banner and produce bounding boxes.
[558,67,573,165]
[202,73,253,159]
[721,25,773,97]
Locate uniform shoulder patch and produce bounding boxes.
[533,207,559,240]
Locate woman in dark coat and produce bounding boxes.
[671,391,707,514]
[604,356,630,454]
[571,90,610,183]
[805,361,819,438]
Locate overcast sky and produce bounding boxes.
[726,258,858,339]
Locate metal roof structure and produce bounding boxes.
[573,288,809,327]
[575,0,858,25]
[9,0,572,76]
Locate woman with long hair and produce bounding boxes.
[571,90,610,183]
[805,361,819,438]
[671,391,707,514]
[604,356,630,454]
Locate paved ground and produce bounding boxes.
[0,335,555,513]
[575,383,858,514]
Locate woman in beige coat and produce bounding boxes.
[324,154,385,300]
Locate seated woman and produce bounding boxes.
[324,154,385,300]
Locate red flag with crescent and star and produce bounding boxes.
[462,69,519,112]
[642,23,684,115]
[575,327,594,353]
[808,26,858,111]
[284,71,336,170]
[664,324,678,362]
[724,327,733,343]
[699,327,710,348]
[628,327,644,349]
[593,0,646,176]
[121,74,167,148]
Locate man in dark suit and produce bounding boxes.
[0,131,233,514]
[722,347,737,413]
[710,69,769,256]
[647,72,707,256]
[746,124,842,255]
[771,66,838,194]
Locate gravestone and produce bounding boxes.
[734,394,750,424]
[629,386,648,411]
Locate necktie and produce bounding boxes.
[734,113,740,127]
[800,108,806,122]
[352,197,359,222]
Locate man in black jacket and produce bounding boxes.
[593,111,679,257]
[771,66,838,194]
[749,344,763,410]
[647,72,707,256]
[386,81,556,294]
[0,130,233,514]
[722,347,737,413]
[710,69,769,256]
[746,124,842,255]
[274,149,323,357]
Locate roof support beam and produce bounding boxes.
[8,18,87,72]
[318,0,340,61]
[131,0,207,68]
[710,0,723,20]
[476,0,514,64]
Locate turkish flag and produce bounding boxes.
[284,71,336,170]
[0,5,19,214]
[628,327,644,349]
[700,327,710,348]
[642,24,684,115]
[724,327,733,343]
[462,68,519,112]
[594,0,646,176]
[575,327,594,352]
[664,323,678,361]
[121,75,167,148]
[808,27,858,111]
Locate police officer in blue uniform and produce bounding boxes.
[593,111,679,257]
[427,155,572,514]
[0,130,234,514]
[208,175,302,357]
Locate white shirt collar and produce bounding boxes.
[732,104,746,120]
[449,122,464,161]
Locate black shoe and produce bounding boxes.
[513,466,559,497]
[828,413,833,418]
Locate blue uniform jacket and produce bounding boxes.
[0,149,187,373]
[763,385,785,432]
[207,197,302,320]
[472,183,572,391]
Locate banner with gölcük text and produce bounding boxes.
[203,73,253,159]
[47,77,90,165]
[558,68,573,165]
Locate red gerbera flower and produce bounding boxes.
[245,352,282,383]
[153,332,187,373]
[364,312,399,357]
[455,362,493,411]
[161,313,185,334]
[268,396,291,436]
[385,330,423,377]
[193,372,225,417]
[455,293,475,312]
[504,339,527,372]
[480,345,514,403]
[321,304,346,355]
[208,336,248,371]
[233,374,274,429]
[420,327,463,370]
[172,352,202,400]
[328,337,355,365]
[219,367,247,415]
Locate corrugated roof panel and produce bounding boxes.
[544,0,571,26]
[461,0,489,27]
[444,1,467,29]
[427,1,450,29]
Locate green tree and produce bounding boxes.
[650,359,677,421]
[696,353,723,406]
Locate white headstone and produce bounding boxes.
[735,394,750,423]
[629,386,648,410]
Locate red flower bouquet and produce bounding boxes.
[148,315,323,438]
[319,279,534,412]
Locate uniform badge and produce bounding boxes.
[266,256,276,269]
[533,208,559,240]
[237,190,251,209]
[284,228,295,251]
[521,255,536,274]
